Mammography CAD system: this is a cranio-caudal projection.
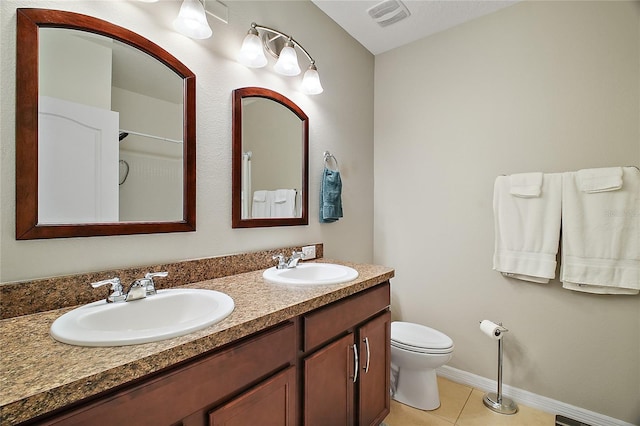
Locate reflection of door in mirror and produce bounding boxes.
[241,98,303,219]
[38,96,119,223]
[38,28,184,224]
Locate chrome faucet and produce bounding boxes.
[125,280,148,302]
[287,251,304,268]
[91,272,168,303]
[273,251,304,269]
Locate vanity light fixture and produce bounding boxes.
[238,23,324,95]
[173,0,213,39]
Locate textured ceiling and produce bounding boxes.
[311,0,520,55]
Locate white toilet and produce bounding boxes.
[390,321,454,411]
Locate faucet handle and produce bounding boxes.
[91,278,125,303]
[273,253,287,269]
[91,277,122,290]
[142,271,168,296]
[144,271,168,280]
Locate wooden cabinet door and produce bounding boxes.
[358,311,391,426]
[209,366,297,426]
[304,333,356,426]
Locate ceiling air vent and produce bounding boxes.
[367,0,411,28]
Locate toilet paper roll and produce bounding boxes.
[480,320,503,340]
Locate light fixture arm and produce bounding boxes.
[251,22,316,65]
[239,22,323,94]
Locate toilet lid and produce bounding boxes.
[391,322,454,354]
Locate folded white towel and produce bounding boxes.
[271,189,296,218]
[561,167,640,294]
[273,190,288,203]
[493,173,562,283]
[251,190,270,218]
[576,167,623,193]
[510,172,543,198]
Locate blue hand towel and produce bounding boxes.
[320,167,343,223]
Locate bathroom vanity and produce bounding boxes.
[0,258,393,426]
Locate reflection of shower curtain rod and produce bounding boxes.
[119,129,182,144]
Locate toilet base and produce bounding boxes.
[392,367,441,411]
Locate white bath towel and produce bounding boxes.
[251,190,270,218]
[561,167,640,295]
[510,172,543,198]
[576,167,623,193]
[271,189,296,218]
[493,173,562,283]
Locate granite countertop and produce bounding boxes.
[0,260,394,425]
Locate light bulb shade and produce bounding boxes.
[238,32,267,68]
[274,44,301,76]
[301,65,323,95]
[173,0,212,40]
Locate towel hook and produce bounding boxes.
[323,151,339,171]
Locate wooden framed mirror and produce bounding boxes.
[232,87,308,228]
[15,8,196,239]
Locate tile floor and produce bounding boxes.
[383,376,556,426]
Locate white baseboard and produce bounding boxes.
[436,365,636,426]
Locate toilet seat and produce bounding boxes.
[391,322,454,355]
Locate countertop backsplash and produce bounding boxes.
[0,244,323,319]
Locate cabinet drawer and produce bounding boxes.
[41,321,296,426]
[303,282,390,352]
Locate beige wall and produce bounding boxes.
[374,1,639,423]
[39,28,113,109]
[0,0,374,282]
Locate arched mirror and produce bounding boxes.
[15,8,196,239]
[232,87,308,228]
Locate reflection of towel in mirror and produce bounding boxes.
[320,167,343,223]
[272,189,297,218]
[252,190,270,218]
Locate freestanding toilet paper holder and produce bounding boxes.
[480,321,518,415]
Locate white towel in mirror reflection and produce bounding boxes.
[252,189,297,218]
[252,190,270,218]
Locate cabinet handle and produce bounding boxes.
[352,343,359,383]
[363,337,370,373]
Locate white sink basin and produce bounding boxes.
[50,289,234,347]
[263,263,359,285]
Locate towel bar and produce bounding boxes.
[323,151,339,171]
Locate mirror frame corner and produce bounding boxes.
[231,87,309,228]
[15,8,196,239]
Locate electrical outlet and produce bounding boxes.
[301,245,316,260]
